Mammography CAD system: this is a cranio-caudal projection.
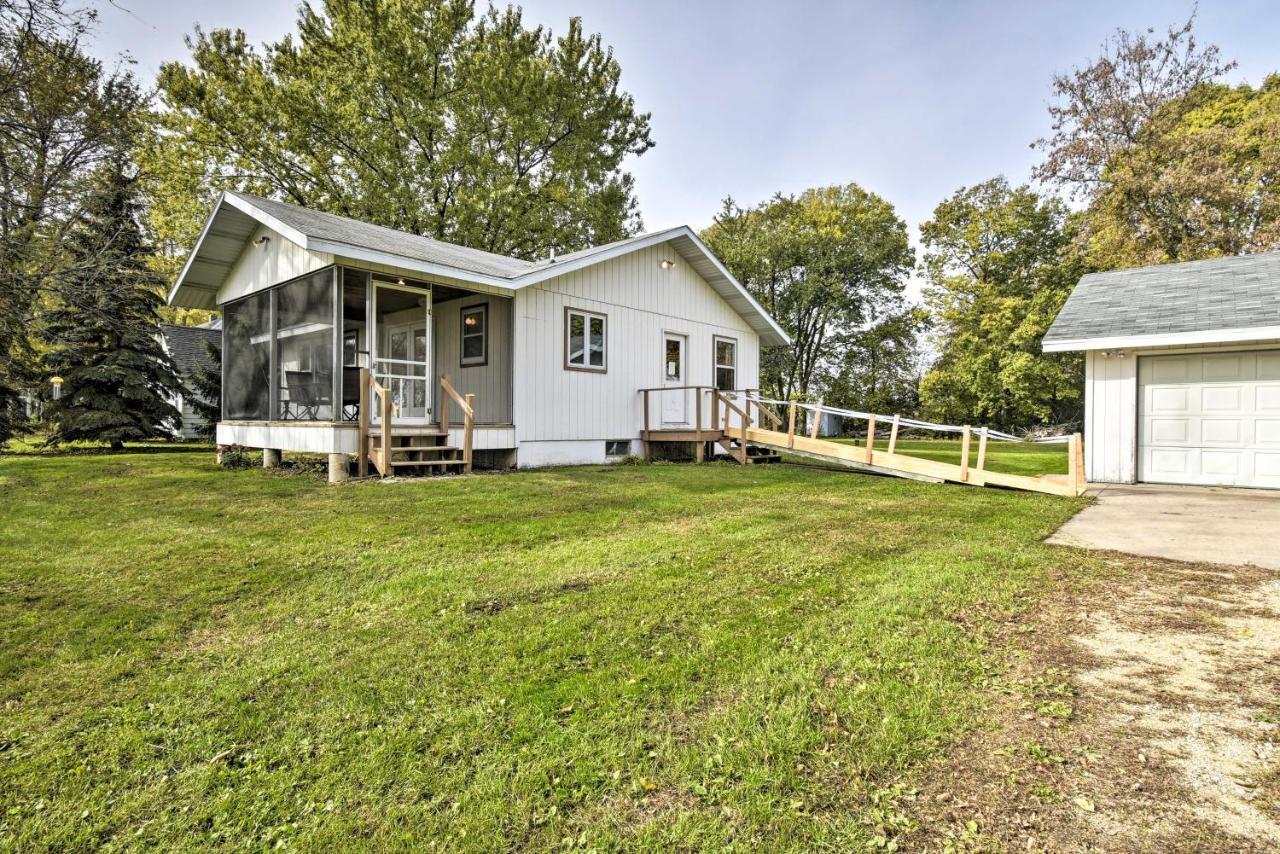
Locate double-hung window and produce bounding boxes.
[714,336,737,391]
[460,303,487,367]
[565,307,607,372]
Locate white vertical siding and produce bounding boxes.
[217,225,333,304]
[1084,350,1138,483]
[512,241,761,446]
[432,296,513,424]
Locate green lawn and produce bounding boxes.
[829,436,1068,477]
[0,448,1093,850]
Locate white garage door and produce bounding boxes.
[1139,351,1280,488]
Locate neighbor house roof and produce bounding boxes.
[169,192,791,346]
[1043,251,1280,352]
[160,323,220,378]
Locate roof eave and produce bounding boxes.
[1043,324,1280,352]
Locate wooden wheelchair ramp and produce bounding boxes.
[728,423,1086,497]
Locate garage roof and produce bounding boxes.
[169,192,790,347]
[1044,251,1280,352]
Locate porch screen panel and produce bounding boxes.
[275,270,335,421]
[222,291,271,420]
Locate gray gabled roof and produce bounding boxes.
[168,192,791,346]
[160,323,220,378]
[230,192,536,279]
[1043,251,1280,351]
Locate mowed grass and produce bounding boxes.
[829,437,1068,477]
[0,448,1091,850]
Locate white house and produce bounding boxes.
[1044,251,1280,489]
[167,192,789,480]
[159,321,220,440]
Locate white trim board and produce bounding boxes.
[1044,325,1280,353]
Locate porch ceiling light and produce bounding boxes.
[659,259,675,270]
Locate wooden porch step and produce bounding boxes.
[369,426,448,438]
[389,459,465,468]
[389,445,459,455]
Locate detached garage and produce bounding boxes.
[1044,252,1280,490]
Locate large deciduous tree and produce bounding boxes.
[1085,75,1280,267]
[38,157,183,449]
[919,178,1087,430]
[700,184,914,401]
[0,0,144,445]
[148,0,654,263]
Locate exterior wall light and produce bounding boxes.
[254,235,270,247]
[659,259,675,270]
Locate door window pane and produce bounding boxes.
[665,338,682,380]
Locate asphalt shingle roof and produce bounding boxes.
[230,192,538,279]
[1044,251,1280,345]
[160,323,220,378]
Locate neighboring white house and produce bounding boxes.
[167,192,789,479]
[159,321,221,440]
[1044,251,1280,489]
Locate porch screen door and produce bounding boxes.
[371,282,432,421]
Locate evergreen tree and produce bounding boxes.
[186,339,221,441]
[39,158,183,449]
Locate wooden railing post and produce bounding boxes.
[379,379,393,476]
[865,415,876,463]
[463,393,475,474]
[694,389,703,462]
[960,426,971,482]
[710,389,719,434]
[809,400,823,440]
[787,401,796,448]
[887,414,900,455]
[357,367,370,477]
[439,374,449,437]
[1070,432,1084,494]
[976,427,989,474]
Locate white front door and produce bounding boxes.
[1139,351,1280,488]
[662,333,687,425]
[371,282,432,422]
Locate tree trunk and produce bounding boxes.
[110,439,124,451]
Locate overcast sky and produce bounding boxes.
[90,0,1280,293]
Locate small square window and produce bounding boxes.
[565,307,607,372]
[460,304,487,367]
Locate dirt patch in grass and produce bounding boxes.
[904,556,1280,852]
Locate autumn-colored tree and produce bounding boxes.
[1033,12,1234,200]
[701,185,914,401]
[919,178,1087,430]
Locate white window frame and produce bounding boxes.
[460,303,488,367]
[565,307,607,373]
[714,335,738,391]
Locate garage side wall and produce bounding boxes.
[1084,350,1138,483]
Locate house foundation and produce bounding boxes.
[262,448,282,468]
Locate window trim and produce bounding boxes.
[564,306,608,373]
[714,334,738,392]
[460,302,488,368]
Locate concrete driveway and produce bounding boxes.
[1048,482,1280,570]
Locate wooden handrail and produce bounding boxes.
[716,391,752,433]
[439,374,475,474]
